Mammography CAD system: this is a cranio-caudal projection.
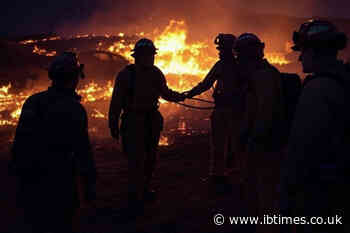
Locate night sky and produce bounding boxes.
[1,0,350,37]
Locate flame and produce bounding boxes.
[107,20,216,76]
[20,39,38,45]
[33,45,57,56]
[91,109,106,119]
[20,36,61,45]
[158,135,169,146]
[0,83,33,126]
[265,52,291,66]
[75,34,90,39]
[1,19,294,130]
[0,81,115,127]
[77,81,113,103]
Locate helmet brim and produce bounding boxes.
[131,48,158,58]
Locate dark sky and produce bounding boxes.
[1,0,350,37]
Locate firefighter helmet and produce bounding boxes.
[131,38,157,57]
[48,52,85,80]
[214,33,236,51]
[292,19,347,51]
[234,33,265,52]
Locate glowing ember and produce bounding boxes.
[33,45,57,56]
[91,109,106,119]
[20,39,38,45]
[20,36,61,45]
[75,34,90,39]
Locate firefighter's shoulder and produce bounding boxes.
[66,97,87,118]
[19,91,48,119]
[22,91,48,109]
[152,65,165,76]
[116,64,136,81]
[253,60,280,81]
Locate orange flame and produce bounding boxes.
[265,52,291,66]
[33,45,57,56]
[158,135,169,146]
[2,19,292,130]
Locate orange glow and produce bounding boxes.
[158,136,169,146]
[265,52,291,66]
[107,20,216,76]
[33,45,57,56]
[20,36,61,45]
[91,109,106,119]
[20,39,38,45]
[2,19,293,130]
[0,83,31,126]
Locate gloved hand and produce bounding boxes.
[110,126,119,141]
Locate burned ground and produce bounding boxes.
[0,133,255,233]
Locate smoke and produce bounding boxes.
[55,0,302,52]
[3,0,350,52]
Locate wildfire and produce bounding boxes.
[2,19,293,136]
[107,20,216,76]
[153,20,215,76]
[0,81,114,127]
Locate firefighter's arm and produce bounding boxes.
[251,70,278,141]
[108,71,126,139]
[74,107,97,202]
[185,61,220,98]
[159,71,186,102]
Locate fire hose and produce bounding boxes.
[176,102,215,110]
[172,97,216,110]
